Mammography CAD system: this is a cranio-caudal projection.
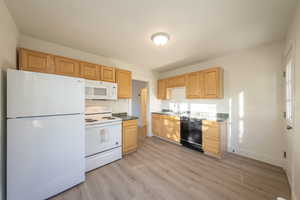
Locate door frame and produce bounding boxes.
[140,87,148,137]
[282,41,295,188]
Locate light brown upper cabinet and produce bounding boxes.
[101,66,116,82]
[18,48,55,74]
[159,67,224,100]
[167,75,186,88]
[116,69,132,99]
[186,72,204,98]
[17,49,129,86]
[203,67,224,98]
[157,79,171,100]
[80,62,101,80]
[54,56,80,77]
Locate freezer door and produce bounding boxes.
[7,114,85,200]
[7,69,84,118]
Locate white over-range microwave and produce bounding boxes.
[85,80,118,100]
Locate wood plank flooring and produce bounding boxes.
[50,137,290,200]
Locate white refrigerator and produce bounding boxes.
[7,69,85,200]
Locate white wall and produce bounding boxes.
[19,35,161,136]
[0,0,19,199]
[284,1,300,199]
[159,42,285,167]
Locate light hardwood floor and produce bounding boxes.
[50,137,290,200]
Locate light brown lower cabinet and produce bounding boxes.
[152,114,227,158]
[122,120,138,155]
[152,114,180,144]
[152,114,161,137]
[202,120,227,158]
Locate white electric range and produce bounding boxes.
[85,106,122,172]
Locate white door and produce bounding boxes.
[283,48,295,186]
[7,114,85,200]
[85,123,122,157]
[7,69,84,118]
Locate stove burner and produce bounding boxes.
[85,119,98,123]
[102,117,116,120]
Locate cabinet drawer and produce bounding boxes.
[123,119,138,127]
[86,147,121,172]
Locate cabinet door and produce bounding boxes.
[175,75,186,87]
[167,77,175,88]
[167,75,185,88]
[54,56,80,77]
[160,117,170,139]
[203,121,220,141]
[160,117,175,141]
[157,79,170,100]
[203,68,223,98]
[80,62,101,80]
[152,114,161,136]
[123,121,138,154]
[157,80,163,99]
[101,66,115,82]
[19,48,54,74]
[203,140,220,155]
[202,120,221,156]
[167,118,180,143]
[116,69,132,98]
[186,72,200,98]
[172,119,180,143]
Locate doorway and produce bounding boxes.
[132,80,148,138]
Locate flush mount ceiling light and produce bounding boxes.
[151,32,170,46]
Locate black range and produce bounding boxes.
[180,116,204,152]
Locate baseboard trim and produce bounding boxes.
[228,146,283,167]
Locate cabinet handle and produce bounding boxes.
[287,125,293,130]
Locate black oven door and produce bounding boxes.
[180,117,203,151]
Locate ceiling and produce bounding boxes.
[5,0,297,72]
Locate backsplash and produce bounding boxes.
[161,87,229,115]
[86,99,130,114]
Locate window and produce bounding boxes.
[285,58,294,126]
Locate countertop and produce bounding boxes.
[152,112,229,122]
[112,113,139,121]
